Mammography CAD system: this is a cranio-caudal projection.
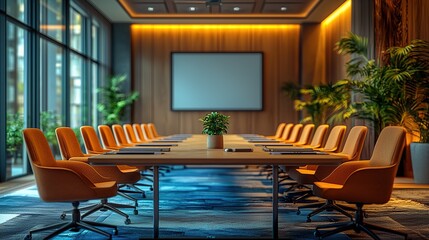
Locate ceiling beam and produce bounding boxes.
[253,0,264,13]
[165,0,176,13]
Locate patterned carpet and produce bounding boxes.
[0,166,428,239]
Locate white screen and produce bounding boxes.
[171,52,263,111]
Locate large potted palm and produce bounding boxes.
[200,112,230,149]
[336,33,429,182]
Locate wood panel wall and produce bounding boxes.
[131,25,300,135]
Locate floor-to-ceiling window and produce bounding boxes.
[0,0,111,182]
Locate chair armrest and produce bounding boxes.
[338,165,397,204]
[32,165,116,202]
[56,160,111,183]
[322,160,371,184]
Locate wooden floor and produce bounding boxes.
[0,166,428,239]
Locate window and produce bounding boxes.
[91,21,99,60]
[70,53,83,128]
[40,0,64,42]
[70,7,84,53]
[6,22,27,178]
[6,0,28,24]
[40,39,63,157]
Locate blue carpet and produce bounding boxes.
[0,167,428,239]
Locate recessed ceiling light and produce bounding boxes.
[233,7,240,12]
[189,7,196,11]
[147,7,154,12]
[280,6,287,11]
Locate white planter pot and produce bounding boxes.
[207,135,224,149]
[410,142,429,184]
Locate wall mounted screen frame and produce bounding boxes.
[171,52,264,111]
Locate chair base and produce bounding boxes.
[81,198,136,225]
[26,201,117,240]
[314,203,408,240]
[297,199,355,222]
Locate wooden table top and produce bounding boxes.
[89,135,346,166]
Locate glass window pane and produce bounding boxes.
[70,8,84,53]
[40,39,63,157]
[91,63,99,126]
[91,22,99,60]
[6,0,28,24]
[70,53,83,128]
[40,0,64,42]
[6,22,27,178]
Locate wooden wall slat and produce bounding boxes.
[131,25,300,135]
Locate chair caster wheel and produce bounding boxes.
[113,229,118,235]
[60,213,66,220]
[296,210,301,215]
[25,234,32,240]
[364,212,369,218]
[134,209,138,215]
[306,217,312,222]
[125,218,131,225]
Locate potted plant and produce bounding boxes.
[281,81,352,126]
[336,33,429,182]
[6,113,24,164]
[97,74,139,125]
[200,112,230,149]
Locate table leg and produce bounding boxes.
[272,164,279,240]
[153,166,159,239]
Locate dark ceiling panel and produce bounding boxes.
[131,2,168,14]
[220,3,254,14]
[118,0,322,17]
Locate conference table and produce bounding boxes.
[89,134,346,239]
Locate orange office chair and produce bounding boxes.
[56,127,140,224]
[280,125,345,192]
[278,124,329,185]
[315,125,347,153]
[123,123,143,144]
[278,123,294,141]
[99,124,156,181]
[298,124,329,149]
[293,124,315,146]
[284,124,303,143]
[292,126,368,221]
[142,123,156,140]
[112,124,135,147]
[267,123,287,139]
[147,123,162,139]
[133,123,147,143]
[22,128,118,239]
[313,126,407,239]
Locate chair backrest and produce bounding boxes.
[370,126,406,167]
[294,124,314,145]
[320,125,346,152]
[142,123,155,140]
[23,128,57,167]
[285,124,303,142]
[124,124,140,144]
[80,126,108,154]
[308,124,329,148]
[56,127,85,159]
[98,125,121,149]
[112,124,133,146]
[148,123,160,138]
[133,123,146,142]
[280,123,294,140]
[273,123,286,139]
[340,126,368,161]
